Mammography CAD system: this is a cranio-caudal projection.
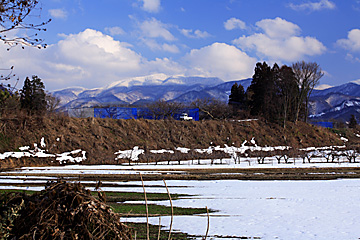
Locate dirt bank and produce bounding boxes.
[0,114,357,168]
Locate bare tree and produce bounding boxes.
[146,100,184,120]
[292,61,324,123]
[46,93,61,113]
[191,98,232,120]
[0,0,51,50]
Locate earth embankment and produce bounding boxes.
[0,115,356,168]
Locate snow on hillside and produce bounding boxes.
[105,73,169,88]
[309,99,360,118]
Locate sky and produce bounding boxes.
[1,0,360,91]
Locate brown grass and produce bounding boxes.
[1,114,356,168]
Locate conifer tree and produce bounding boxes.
[247,62,273,117]
[20,75,47,114]
[229,83,246,107]
[349,114,358,128]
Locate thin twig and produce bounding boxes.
[157,216,161,240]
[140,173,150,240]
[204,206,210,240]
[163,179,173,240]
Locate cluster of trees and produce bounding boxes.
[229,61,324,127]
[143,98,234,120]
[0,76,58,117]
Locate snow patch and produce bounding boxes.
[56,150,87,164]
[0,138,86,164]
[175,147,191,153]
[150,149,175,154]
[19,146,30,151]
[40,137,46,148]
[115,146,144,161]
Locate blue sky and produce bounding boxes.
[1,0,360,90]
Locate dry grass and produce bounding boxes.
[1,114,356,168]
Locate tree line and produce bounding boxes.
[229,61,324,127]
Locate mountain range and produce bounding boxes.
[52,74,360,123]
[309,82,360,122]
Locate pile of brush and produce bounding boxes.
[0,181,132,239]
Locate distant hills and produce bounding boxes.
[309,82,360,123]
[52,74,359,123]
[53,74,251,109]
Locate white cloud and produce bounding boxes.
[48,9,68,19]
[337,29,360,52]
[142,0,161,13]
[183,42,256,80]
[224,18,246,30]
[180,29,211,39]
[345,53,360,63]
[1,28,187,90]
[232,17,326,62]
[1,29,258,91]
[162,43,180,53]
[289,0,336,11]
[141,38,180,53]
[105,26,125,36]
[140,18,176,41]
[255,17,300,38]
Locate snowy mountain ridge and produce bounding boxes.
[53,75,227,108]
[51,73,360,122]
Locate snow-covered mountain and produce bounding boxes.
[309,82,360,122]
[309,99,360,122]
[53,75,227,109]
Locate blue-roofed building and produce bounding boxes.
[311,121,333,128]
[93,107,199,121]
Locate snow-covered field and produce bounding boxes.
[1,167,360,239]
[1,136,360,239]
[123,179,360,240]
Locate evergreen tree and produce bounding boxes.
[276,65,299,126]
[247,62,273,117]
[228,83,246,108]
[20,75,47,114]
[349,114,358,128]
[246,62,300,125]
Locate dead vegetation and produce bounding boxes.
[1,113,358,168]
[0,181,132,240]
